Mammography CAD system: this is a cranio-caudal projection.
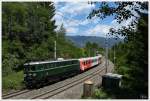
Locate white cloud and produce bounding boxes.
[54,2,139,38]
[54,2,96,29]
[66,27,78,34]
[58,2,95,17]
[80,19,91,25]
[84,24,111,37]
[65,19,81,27]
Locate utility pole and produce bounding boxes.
[114,45,115,67]
[105,33,108,73]
[54,40,57,60]
[114,36,117,67]
[54,30,58,60]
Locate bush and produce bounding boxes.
[93,89,109,99]
[2,71,25,90]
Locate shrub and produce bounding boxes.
[2,71,25,90]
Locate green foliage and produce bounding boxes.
[2,2,56,73]
[88,1,148,98]
[56,36,84,58]
[2,2,85,90]
[108,14,148,98]
[84,41,103,57]
[92,87,141,99]
[93,89,109,99]
[2,71,24,90]
[57,24,66,38]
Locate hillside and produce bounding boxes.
[67,36,123,48]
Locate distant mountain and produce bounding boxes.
[66,35,123,48]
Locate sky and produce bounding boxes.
[53,2,136,38]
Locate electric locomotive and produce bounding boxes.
[24,55,102,88]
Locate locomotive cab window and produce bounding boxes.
[24,65,29,73]
[30,65,36,71]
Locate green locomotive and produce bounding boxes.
[24,55,102,88]
[24,59,80,88]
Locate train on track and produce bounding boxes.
[24,55,102,88]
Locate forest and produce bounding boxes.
[2,2,102,90]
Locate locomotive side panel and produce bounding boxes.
[24,59,80,88]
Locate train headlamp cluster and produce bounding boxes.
[33,73,36,77]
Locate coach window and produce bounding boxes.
[61,62,63,66]
[57,62,62,66]
[48,64,50,68]
[36,65,40,70]
[82,61,84,65]
[65,61,67,65]
[51,63,53,68]
[84,61,86,65]
[72,61,74,64]
[45,64,48,69]
[52,63,55,67]
[55,62,58,67]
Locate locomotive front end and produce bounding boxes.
[24,64,37,88]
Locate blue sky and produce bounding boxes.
[53,2,135,38]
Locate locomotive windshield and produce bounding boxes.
[24,65,29,73]
[24,65,35,72]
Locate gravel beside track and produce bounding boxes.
[2,90,31,99]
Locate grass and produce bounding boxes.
[92,87,141,99]
[2,71,25,90]
[93,88,109,99]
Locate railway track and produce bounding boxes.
[2,89,31,99]
[31,65,106,99]
[2,59,111,99]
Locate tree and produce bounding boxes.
[88,2,148,39]
[124,13,148,97]
[84,42,100,57]
[57,24,66,38]
[2,2,57,74]
[88,2,148,98]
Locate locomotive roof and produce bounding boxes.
[24,59,78,65]
[79,55,102,60]
[24,55,102,66]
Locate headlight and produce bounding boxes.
[24,74,26,77]
[46,72,49,75]
[33,73,36,76]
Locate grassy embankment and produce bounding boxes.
[2,71,25,90]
